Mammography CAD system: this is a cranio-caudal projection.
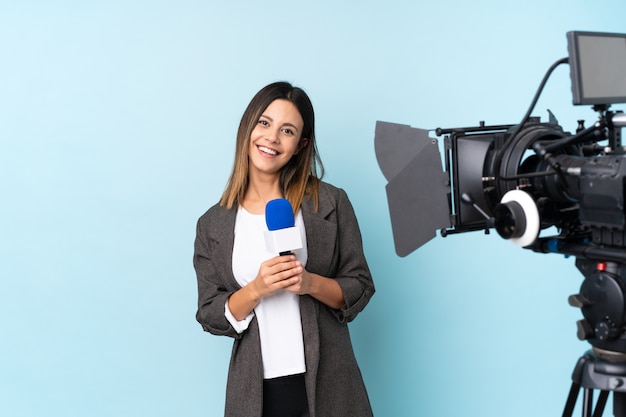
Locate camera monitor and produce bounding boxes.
[567,31,626,105]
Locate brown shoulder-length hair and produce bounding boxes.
[219,81,324,212]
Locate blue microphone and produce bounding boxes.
[264,198,303,256]
[266,198,295,231]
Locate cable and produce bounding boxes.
[497,57,570,175]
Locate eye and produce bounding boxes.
[282,127,295,136]
[258,119,269,127]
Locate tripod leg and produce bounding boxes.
[563,383,581,417]
[614,392,626,417]
[583,388,594,417]
[592,391,609,417]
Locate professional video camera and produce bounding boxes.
[375,31,626,416]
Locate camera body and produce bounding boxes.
[438,113,626,352]
[442,114,626,247]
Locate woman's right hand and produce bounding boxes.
[228,255,303,321]
[248,255,303,300]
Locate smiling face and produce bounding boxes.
[248,99,308,181]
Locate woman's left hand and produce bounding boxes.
[283,263,313,295]
[284,266,345,310]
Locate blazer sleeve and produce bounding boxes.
[332,188,375,323]
[193,210,243,339]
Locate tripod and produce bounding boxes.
[563,348,626,417]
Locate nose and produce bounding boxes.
[265,128,280,143]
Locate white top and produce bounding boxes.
[226,207,308,379]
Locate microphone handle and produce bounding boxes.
[279,251,293,256]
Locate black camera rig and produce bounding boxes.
[375,31,626,416]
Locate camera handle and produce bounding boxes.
[606,110,626,151]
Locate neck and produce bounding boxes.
[243,177,282,214]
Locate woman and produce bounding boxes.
[193,81,375,417]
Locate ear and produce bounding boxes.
[295,137,309,154]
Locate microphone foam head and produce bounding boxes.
[265,198,295,230]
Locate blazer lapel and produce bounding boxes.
[301,189,337,278]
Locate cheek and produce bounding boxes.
[247,134,259,152]
[285,143,301,157]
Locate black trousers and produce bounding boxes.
[262,373,309,417]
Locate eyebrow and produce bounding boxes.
[259,114,300,133]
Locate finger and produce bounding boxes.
[265,255,296,266]
[270,266,302,285]
[267,260,302,278]
[283,276,304,294]
[279,276,302,292]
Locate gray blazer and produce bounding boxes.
[194,181,375,417]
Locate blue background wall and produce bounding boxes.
[2,1,625,416]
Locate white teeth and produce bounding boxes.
[258,146,278,156]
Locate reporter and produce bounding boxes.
[193,81,375,417]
